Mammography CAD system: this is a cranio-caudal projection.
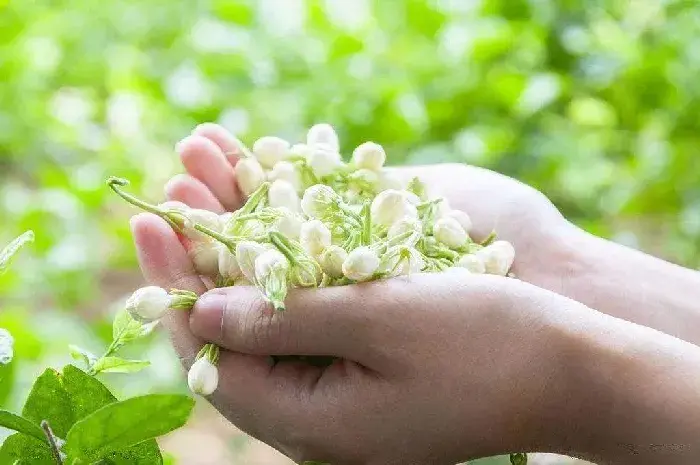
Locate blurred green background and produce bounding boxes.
[1,0,698,463]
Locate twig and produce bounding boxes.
[40,420,64,464]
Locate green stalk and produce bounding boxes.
[269,231,299,266]
[106,177,182,230]
[480,230,497,246]
[360,201,372,246]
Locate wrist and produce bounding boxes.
[538,223,700,345]
[552,309,700,464]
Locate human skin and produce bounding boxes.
[130,216,700,464]
[129,123,700,463]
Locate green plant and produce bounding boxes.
[0,234,195,464]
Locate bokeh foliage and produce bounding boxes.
[1,0,698,461]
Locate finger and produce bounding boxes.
[189,281,398,364]
[192,122,244,166]
[130,212,208,361]
[164,173,225,213]
[176,135,243,211]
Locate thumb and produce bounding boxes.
[189,284,381,362]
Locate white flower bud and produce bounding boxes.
[188,241,220,277]
[182,208,221,241]
[218,245,242,280]
[307,123,339,152]
[352,142,386,171]
[299,219,332,257]
[187,357,219,396]
[377,170,405,191]
[255,249,289,282]
[219,212,233,230]
[355,168,379,183]
[268,179,300,212]
[301,184,340,218]
[253,136,290,168]
[319,245,347,278]
[444,209,473,234]
[236,157,266,197]
[342,246,380,282]
[268,161,302,191]
[445,266,472,276]
[125,286,171,323]
[290,143,311,159]
[273,209,303,239]
[307,144,342,177]
[371,189,418,227]
[238,219,265,238]
[388,217,421,239]
[380,247,424,277]
[158,200,190,214]
[255,249,290,310]
[433,216,468,249]
[455,254,486,274]
[478,240,515,276]
[235,241,269,282]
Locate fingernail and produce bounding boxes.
[190,292,227,340]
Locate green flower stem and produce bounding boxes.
[207,343,220,364]
[269,231,300,266]
[196,343,220,364]
[480,230,497,246]
[416,198,443,211]
[193,223,267,251]
[106,177,182,231]
[239,181,271,215]
[168,289,198,310]
[337,202,362,224]
[360,202,371,246]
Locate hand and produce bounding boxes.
[130,216,700,465]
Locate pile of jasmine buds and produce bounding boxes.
[109,123,515,397]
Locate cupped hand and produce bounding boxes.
[130,213,592,465]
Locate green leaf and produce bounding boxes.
[0,358,15,407]
[111,309,155,350]
[0,410,47,443]
[0,433,54,464]
[509,453,527,465]
[64,394,194,462]
[60,365,162,463]
[0,230,34,275]
[60,365,118,419]
[104,447,164,465]
[21,368,74,439]
[92,357,150,374]
[69,344,98,369]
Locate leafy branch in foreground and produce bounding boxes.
[0,231,197,463]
